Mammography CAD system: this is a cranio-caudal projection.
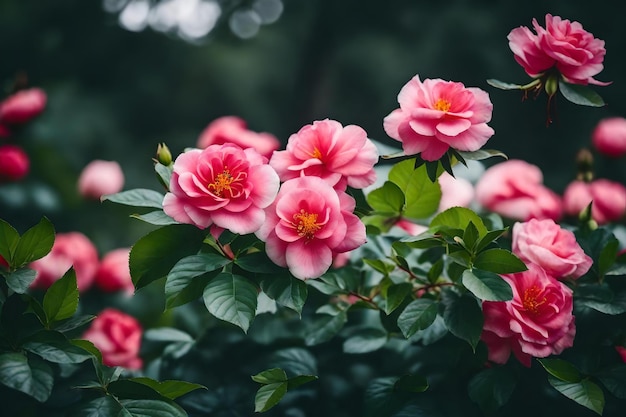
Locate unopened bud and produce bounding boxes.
[579,202,598,230]
[156,143,172,166]
[544,74,559,98]
[575,148,594,182]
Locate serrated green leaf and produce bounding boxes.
[0,352,53,402]
[462,269,513,301]
[538,358,582,383]
[548,378,604,415]
[126,377,206,400]
[305,311,347,346]
[396,298,438,339]
[251,368,288,384]
[385,283,413,315]
[0,218,20,263]
[343,328,388,354]
[367,181,405,215]
[260,275,307,314]
[388,159,441,219]
[443,291,483,351]
[101,188,165,208]
[119,399,187,417]
[12,217,55,267]
[202,272,258,333]
[43,268,78,325]
[254,382,288,412]
[559,81,605,107]
[130,210,179,226]
[5,267,37,293]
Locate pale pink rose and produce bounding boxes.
[78,160,125,199]
[0,144,29,182]
[438,172,474,211]
[256,176,366,280]
[82,308,143,370]
[393,219,428,236]
[481,264,575,367]
[512,219,592,280]
[592,117,626,158]
[197,116,280,159]
[30,232,99,292]
[383,75,494,161]
[562,179,626,224]
[475,160,562,221]
[270,119,378,191]
[0,88,47,125]
[163,143,280,234]
[95,248,134,295]
[616,346,626,363]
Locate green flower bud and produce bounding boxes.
[156,143,172,166]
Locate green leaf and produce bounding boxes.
[126,377,206,400]
[202,272,258,333]
[430,207,488,238]
[53,314,96,332]
[385,283,413,315]
[268,348,317,377]
[548,378,604,415]
[394,374,429,393]
[486,79,524,90]
[0,352,53,402]
[463,221,479,251]
[559,80,605,107]
[443,291,483,351]
[68,396,121,417]
[367,181,405,215]
[364,377,413,417]
[305,311,348,346]
[154,163,173,190]
[5,267,37,294]
[235,251,283,274]
[596,365,626,399]
[12,217,55,267]
[260,275,307,315]
[287,375,318,389]
[0,218,20,263]
[598,235,620,277]
[388,159,441,219]
[130,224,206,290]
[468,367,516,414]
[251,368,288,384]
[401,233,444,249]
[456,149,508,161]
[575,284,626,315]
[475,228,508,253]
[43,268,78,325]
[343,328,388,354]
[71,339,102,363]
[462,269,513,301]
[23,330,93,363]
[144,327,194,343]
[101,188,165,208]
[396,298,438,339]
[130,210,179,226]
[538,358,582,383]
[254,382,288,412]
[119,399,187,417]
[107,379,167,401]
[474,248,527,274]
[306,272,359,295]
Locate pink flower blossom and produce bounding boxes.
[592,117,626,158]
[256,176,366,280]
[616,346,626,363]
[508,14,609,86]
[475,160,562,221]
[383,75,494,161]
[95,248,134,295]
[393,219,428,236]
[481,264,575,367]
[0,88,47,125]
[197,116,280,159]
[0,144,29,182]
[82,308,143,370]
[270,119,378,190]
[438,172,474,211]
[30,232,99,292]
[163,143,280,234]
[562,179,626,224]
[78,160,125,199]
[512,219,592,280]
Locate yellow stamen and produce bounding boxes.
[311,147,322,159]
[522,286,547,315]
[433,98,451,112]
[293,209,321,239]
[209,169,234,197]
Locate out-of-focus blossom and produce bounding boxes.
[616,346,626,363]
[78,160,125,199]
[270,119,378,191]
[562,179,626,224]
[82,308,143,370]
[94,248,134,295]
[438,172,474,211]
[0,88,47,125]
[0,124,10,138]
[592,117,626,158]
[475,159,562,221]
[0,144,29,182]
[30,232,99,292]
[393,219,428,236]
[383,75,494,161]
[163,144,279,234]
[197,116,280,159]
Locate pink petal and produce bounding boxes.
[285,239,333,280]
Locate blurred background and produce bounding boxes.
[1,0,625,250]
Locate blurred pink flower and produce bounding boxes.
[512,219,592,280]
[616,346,626,363]
[562,179,626,224]
[30,232,99,292]
[393,219,428,236]
[481,264,575,367]
[0,124,10,138]
[0,144,29,182]
[592,117,626,158]
[270,119,378,191]
[438,172,474,211]
[82,308,143,370]
[78,160,125,199]
[95,248,134,295]
[0,88,47,125]
[197,116,280,159]
[163,144,279,234]
[256,176,366,280]
[475,159,562,221]
[383,75,494,161]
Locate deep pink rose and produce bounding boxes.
[0,144,29,182]
[30,232,99,292]
[256,176,366,280]
[475,160,562,221]
[95,248,134,295]
[163,144,280,234]
[481,264,575,367]
[616,346,626,363]
[592,117,626,158]
[438,172,474,212]
[512,219,592,280]
[82,308,143,370]
[197,116,280,159]
[562,179,626,224]
[78,160,125,199]
[270,119,378,191]
[383,75,494,161]
[0,88,47,125]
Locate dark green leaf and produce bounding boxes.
[394,374,428,393]
[475,228,508,253]
[468,367,516,414]
[71,339,102,363]
[366,181,405,215]
[251,368,288,384]
[474,248,527,274]
[462,269,513,301]
[5,267,37,294]
[0,218,20,263]
[559,81,605,107]
[463,222,479,251]
[548,378,604,415]
[598,236,619,277]
[130,210,179,226]
[443,291,483,351]
[260,274,307,314]
[69,396,121,417]
[235,251,283,273]
[305,311,347,346]
[364,377,413,417]
[538,358,582,383]
[427,259,444,284]
[202,272,258,333]
[127,377,206,400]
[596,365,626,399]
[12,217,55,267]
[42,268,78,325]
[397,298,438,339]
[254,382,288,412]
[287,375,318,390]
[0,352,53,402]
[119,399,187,417]
[268,348,317,377]
[343,328,388,354]
[108,379,166,400]
[385,283,413,315]
[23,330,93,363]
[101,188,165,208]
[53,314,96,332]
[486,79,524,90]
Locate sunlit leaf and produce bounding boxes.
[254,382,288,412]
[12,217,55,267]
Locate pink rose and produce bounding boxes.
[592,117,626,158]
[616,346,626,363]
[30,232,99,292]
[562,179,626,224]
[197,116,280,159]
[78,160,125,199]
[163,143,280,234]
[82,308,143,370]
[256,176,366,280]
[270,119,378,191]
[475,160,562,221]
[95,248,134,295]
[481,264,575,367]
[438,172,474,212]
[0,144,29,182]
[512,219,592,280]
[0,88,47,125]
[383,75,494,161]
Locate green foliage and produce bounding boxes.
[559,80,606,107]
[202,272,258,333]
[252,367,318,412]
